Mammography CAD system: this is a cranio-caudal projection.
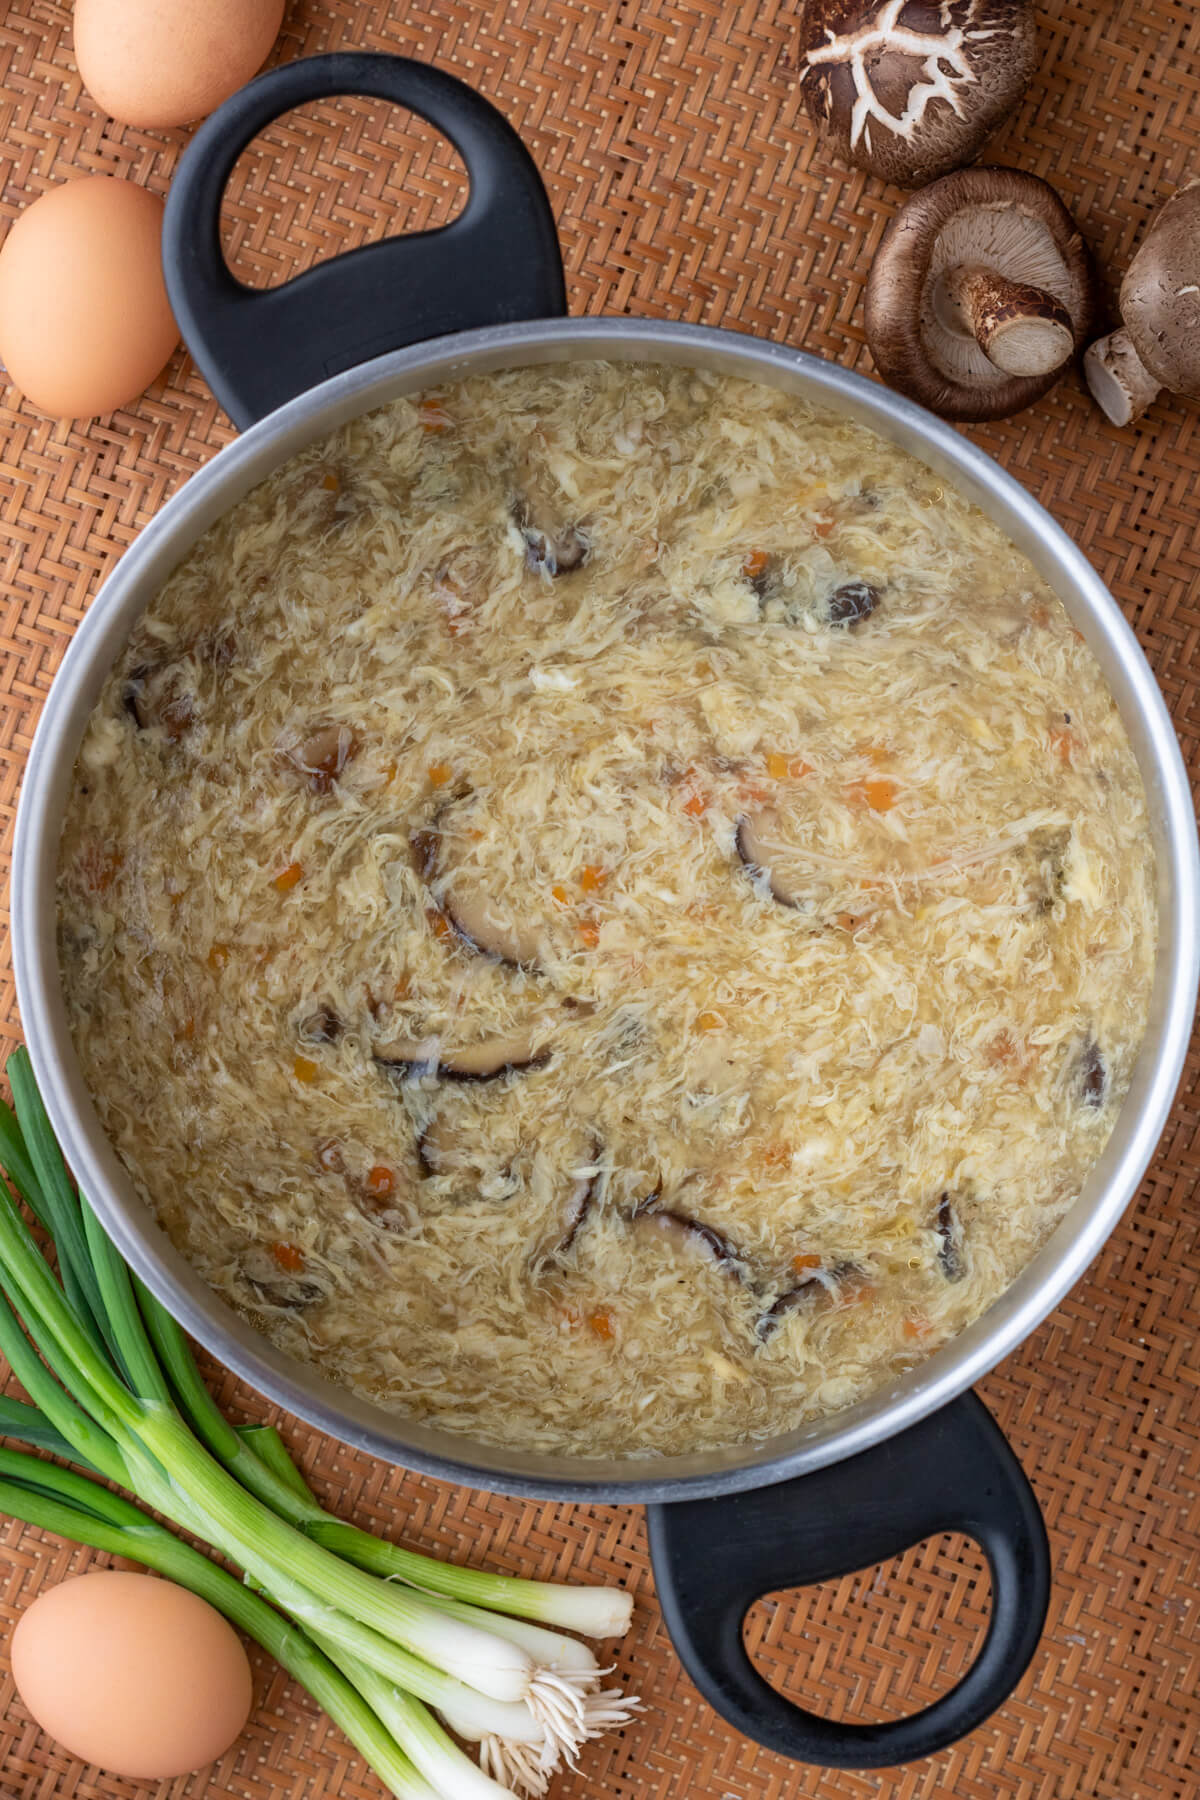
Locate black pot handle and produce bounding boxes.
[646,1390,1050,1768]
[162,52,566,429]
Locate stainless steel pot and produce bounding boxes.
[12,54,1199,1770]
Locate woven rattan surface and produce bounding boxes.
[0,2,1197,1797]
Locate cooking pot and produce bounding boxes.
[12,54,1198,1772]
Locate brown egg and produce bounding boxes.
[0,177,179,421]
[74,0,286,129]
[10,1570,253,1778]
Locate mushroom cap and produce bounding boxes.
[864,167,1099,420]
[1119,178,1200,396]
[797,0,1037,187]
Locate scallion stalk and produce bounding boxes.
[235,1422,313,1500]
[0,1395,86,1465]
[409,1598,600,1676]
[3,1069,115,1367]
[259,1580,547,1743]
[307,1518,636,1638]
[309,1629,522,1800]
[0,1287,128,1483]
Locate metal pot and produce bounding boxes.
[12,54,1198,1771]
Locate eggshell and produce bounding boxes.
[75,0,287,129]
[0,177,179,421]
[10,1570,253,1778]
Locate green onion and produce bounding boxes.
[422,1599,600,1676]
[0,1050,639,1797]
[0,1395,85,1465]
[306,1516,635,1638]
[6,1056,116,1367]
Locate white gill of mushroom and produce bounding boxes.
[923,205,1080,384]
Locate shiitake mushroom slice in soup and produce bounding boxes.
[755,1261,860,1342]
[511,495,591,575]
[741,548,780,602]
[418,1110,590,1230]
[755,1270,825,1342]
[827,580,881,628]
[735,811,821,912]
[416,1110,522,1186]
[298,1004,344,1045]
[376,1031,551,1084]
[936,1194,967,1283]
[443,887,546,971]
[627,1193,749,1280]
[416,1113,452,1177]
[241,1245,326,1313]
[412,1115,520,1211]
[122,663,195,740]
[1076,1039,1108,1109]
[412,804,546,970]
[280,723,359,794]
[528,1136,605,1267]
[550,1141,603,1258]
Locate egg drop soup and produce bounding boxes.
[58,365,1156,1457]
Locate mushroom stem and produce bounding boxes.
[1082,327,1163,427]
[935,264,1076,377]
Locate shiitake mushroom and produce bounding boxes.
[442,887,545,971]
[512,496,590,576]
[796,0,1037,188]
[418,1114,588,1237]
[298,1004,344,1045]
[122,664,194,740]
[280,723,359,794]
[827,580,881,628]
[410,804,544,970]
[936,1193,967,1283]
[755,1271,824,1341]
[742,551,780,603]
[1077,1039,1107,1109]
[376,1031,551,1084]
[554,1168,598,1256]
[241,1246,326,1312]
[734,811,812,911]
[755,1261,859,1341]
[121,631,238,739]
[525,1136,605,1267]
[627,1192,749,1279]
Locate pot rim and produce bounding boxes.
[14,317,1199,1502]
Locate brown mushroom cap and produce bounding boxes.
[1084,179,1200,425]
[1121,180,1200,390]
[864,167,1099,420]
[797,0,1037,188]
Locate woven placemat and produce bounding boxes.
[0,2,1197,1797]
